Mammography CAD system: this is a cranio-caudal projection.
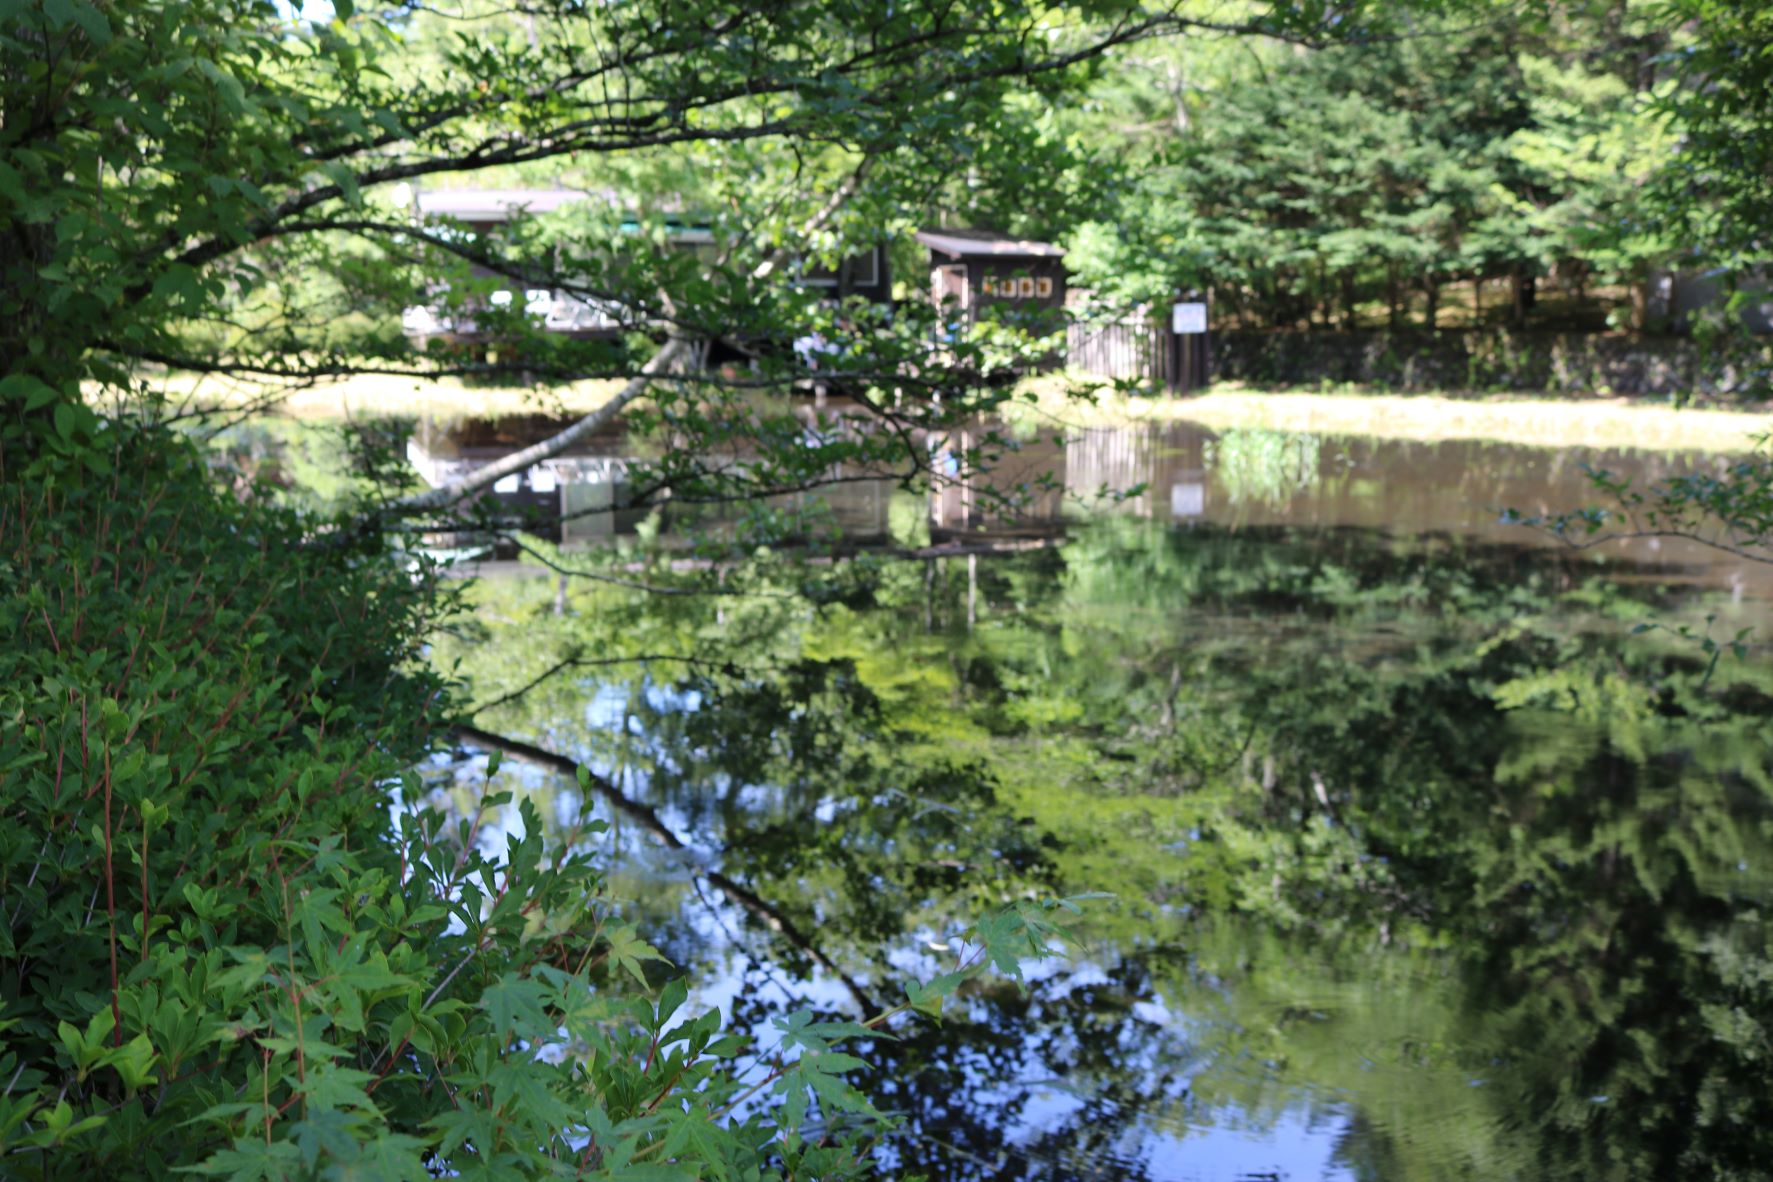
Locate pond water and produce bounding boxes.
[423,421,1773,1181]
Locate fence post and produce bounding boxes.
[1168,289,1210,394]
[1165,298,1180,394]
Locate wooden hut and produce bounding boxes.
[402,188,892,344]
[916,227,1066,325]
[797,245,893,305]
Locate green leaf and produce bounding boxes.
[104,1034,159,1091]
[659,1104,734,1180]
[317,161,364,206]
[323,1134,431,1181]
[298,1063,377,1113]
[655,975,688,1032]
[0,374,60,411]
[488,1060,573,1131]
[195,59,248,116]
[181,1138,303,1180]
[605,924,671,987]
[774,1050,877,1132]
[479,974,550,1038]
[292,1109,359,1170]
[64,0,111,43]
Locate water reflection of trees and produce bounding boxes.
[437,519,1773,1180]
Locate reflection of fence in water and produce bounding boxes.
[1065,427,1160,516]
[928,426,1209,524]
[563,461,894,547]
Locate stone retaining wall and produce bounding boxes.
[1210,329,1772,398]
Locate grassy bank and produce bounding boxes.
[1019,378,1772,452]
[113,370,627,421]
[139,369,1772,453]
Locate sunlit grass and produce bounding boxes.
[117,370,629,421]
[125,367,1772,453]
[1014,376,1772,452]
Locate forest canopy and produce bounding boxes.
[1052,1,1770,336]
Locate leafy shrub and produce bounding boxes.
[0,424,1070,1180]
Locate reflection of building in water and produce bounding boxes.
[408,414,645,545]
[408,414,1773,600]
[407,412,895,548]
[929,425,1211,532]
[928,426,1068,534]
[1064,428,1208,521]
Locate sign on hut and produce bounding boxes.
[917,228,1066,368]
[917,228,1065,315]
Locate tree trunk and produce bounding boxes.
[1472,275,1482,326]
[1424,274,1439,330]
[1166,60,1189,134]
[1342,272,1358,330]
[1511,267,1533,328]
[1387,267,1401,330]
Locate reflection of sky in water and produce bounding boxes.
[430,695,1382,1178]
[952,959,1362,1181]
[424,435,1773,1178]
[433,631,1766,1179]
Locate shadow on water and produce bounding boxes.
[409,416,1773,1181]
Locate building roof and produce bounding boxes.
[413,188,610,221]
[916,227,1065,259]
[409,188,718,243]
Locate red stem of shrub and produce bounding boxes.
[101,746,122,1047]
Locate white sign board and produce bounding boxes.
[1171,302,1207,334]
[1170,482,1205,518]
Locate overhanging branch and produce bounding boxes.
[385,158,875,516]
[453,721,879,1015]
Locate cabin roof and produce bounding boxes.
[916,227,1065,259]
[410,188,717,242]
[413,188,612,221]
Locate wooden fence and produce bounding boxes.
[1066,315,1168,384]
[1067,307,1212,392]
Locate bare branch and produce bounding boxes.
[453,722,879,1015]
[470,650,764,715]
[386,157,875,516]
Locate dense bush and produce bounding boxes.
[0,422,1068,1179]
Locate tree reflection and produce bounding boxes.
[436,517,1773,1179]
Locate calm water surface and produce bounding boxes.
[423,422,1773,1181]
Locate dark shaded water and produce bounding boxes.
[426,423,1773,1180]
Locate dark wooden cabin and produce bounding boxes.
[917,228,1066,325]
[402,188,891,345]
[798,244,892,305]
